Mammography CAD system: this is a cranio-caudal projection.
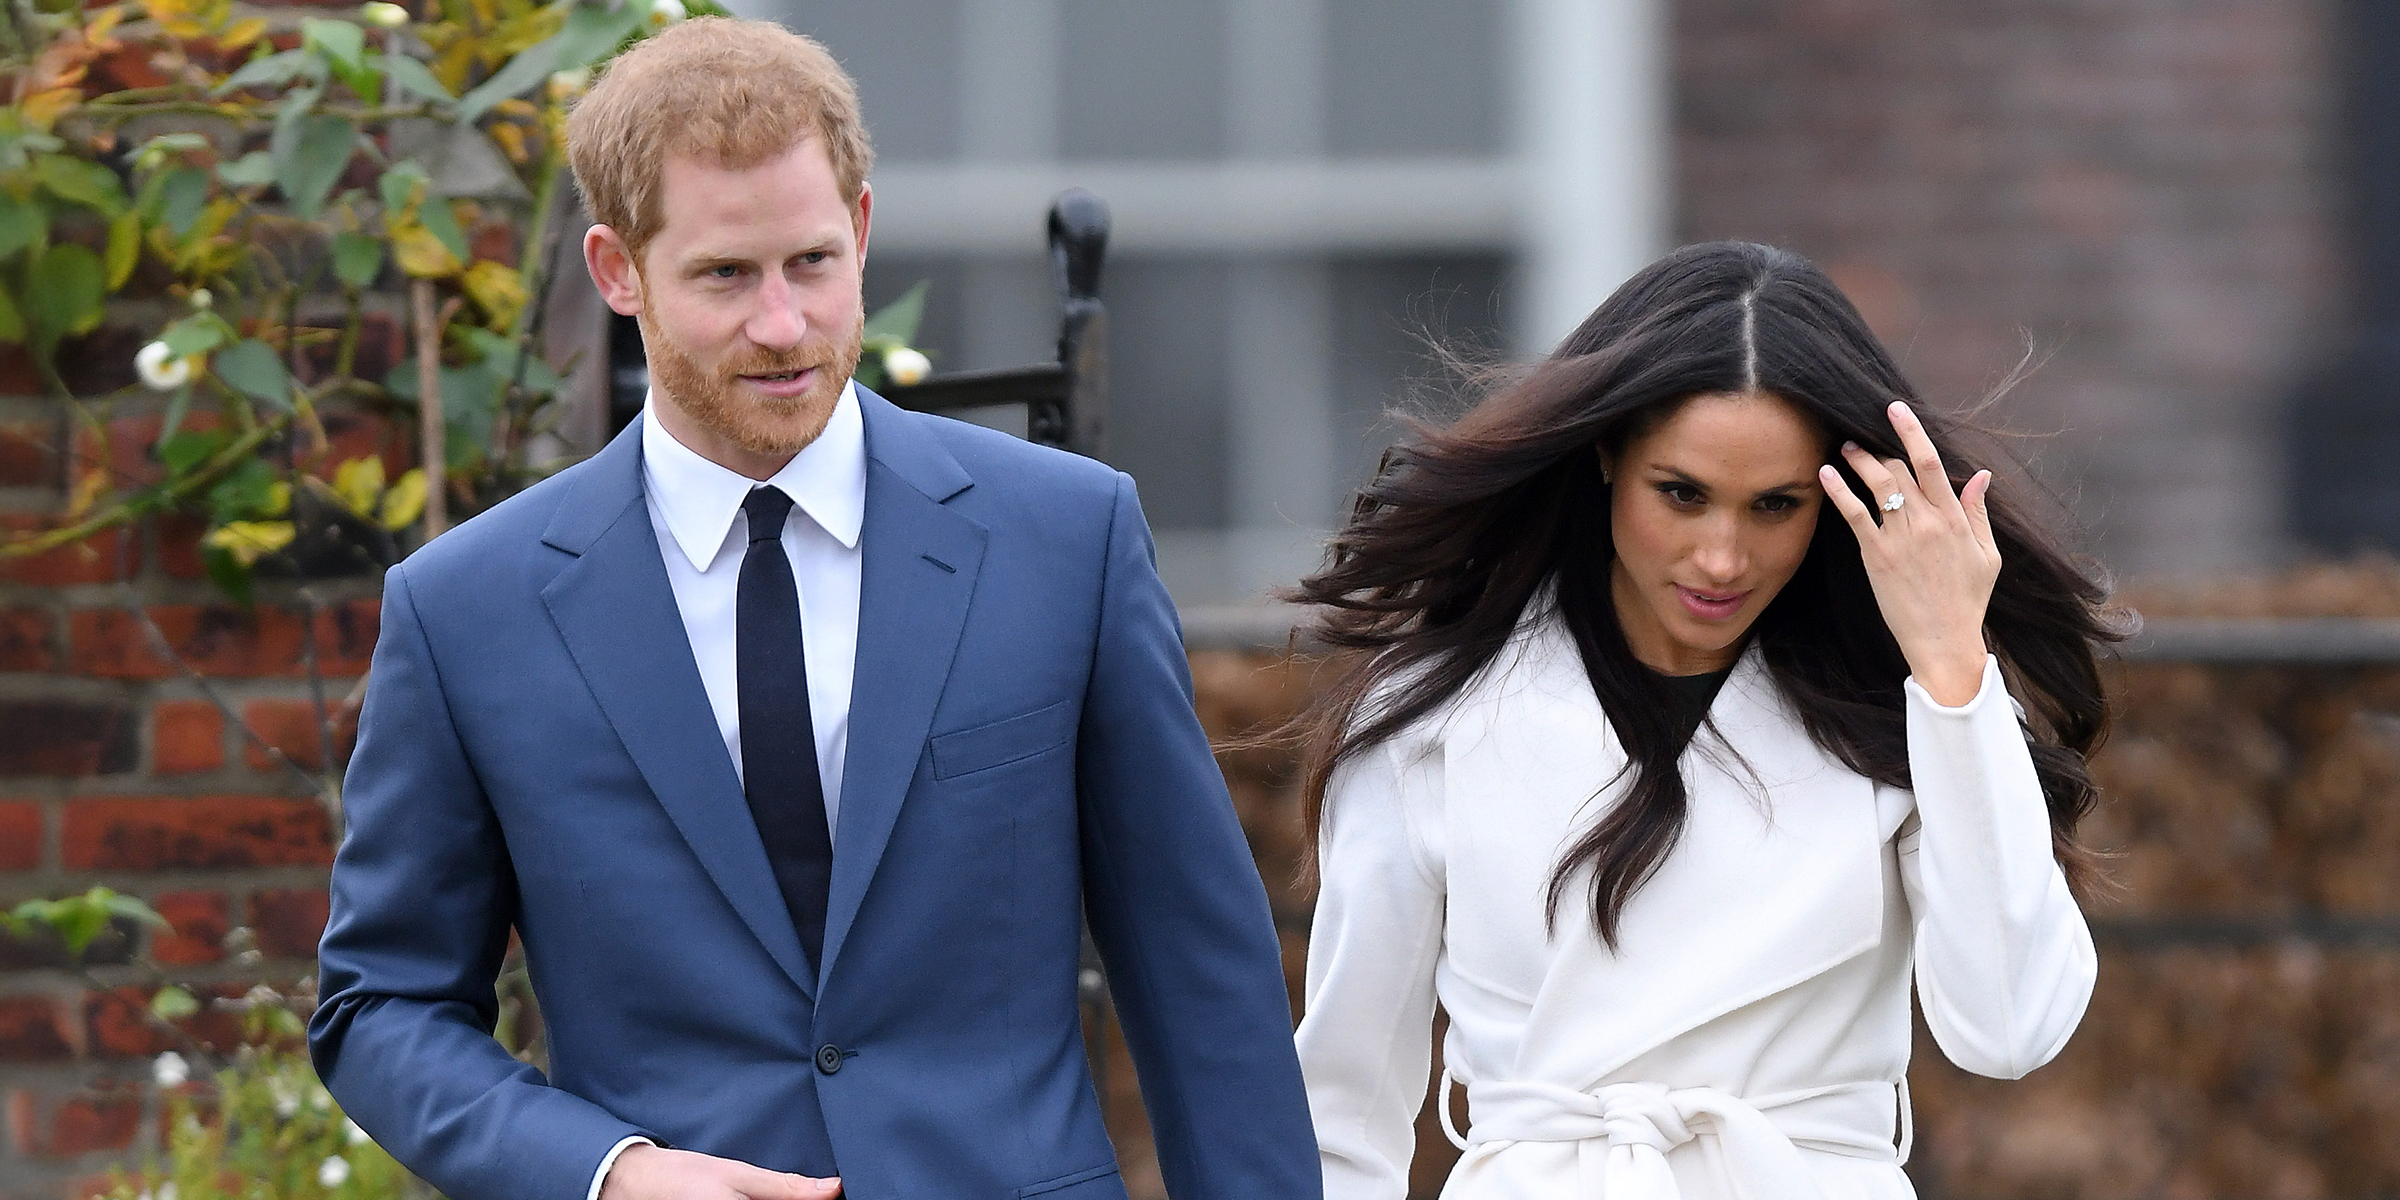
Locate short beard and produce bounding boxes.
[642,312,863,457]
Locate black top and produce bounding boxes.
[1650,664,1735,744]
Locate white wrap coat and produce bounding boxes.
[1295,613,2097,1200]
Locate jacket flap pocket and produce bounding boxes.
[1016,1163,1123,1200]
[931,699,1078,780]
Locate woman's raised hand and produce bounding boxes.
[1816,401,2001,707]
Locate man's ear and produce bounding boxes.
[852,183,872,259]
[584,225,644,317]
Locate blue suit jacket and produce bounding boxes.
[310,391,1319,1200]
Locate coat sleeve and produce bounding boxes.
[309,564,650,1200]
[1073,472,1322,1200]
[1294,736,1445,1200]
[1897,653,2099,1080]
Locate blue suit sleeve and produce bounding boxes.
[310,565,650,1200]
[1074,473,1322,1199]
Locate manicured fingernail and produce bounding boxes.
[1842,441,1859,454]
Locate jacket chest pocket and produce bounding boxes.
[930,699,1079,780]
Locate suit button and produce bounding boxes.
[815,1044,843,1075]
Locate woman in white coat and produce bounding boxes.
[1286,242,2112,1200]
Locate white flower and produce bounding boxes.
[547,66,591,96]
[882,346,931,387]
[151,1051,189,1088]
[317,1156,351,1188]
[343,1117,371,1145]
[135,341,194,391]
[649,0,685,22]
[188,288,212,310]
[269,1076,299,1117]
[159,1185,179,1200]
[360,1,408,27]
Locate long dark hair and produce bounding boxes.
[1288,241,2118,949]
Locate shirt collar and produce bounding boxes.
[641,379,867,572]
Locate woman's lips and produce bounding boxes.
[739,366,817,398]
[1675,584,1748,621]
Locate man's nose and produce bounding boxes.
[746,273,806,350]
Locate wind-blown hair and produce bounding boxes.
[1288,241,2117,949]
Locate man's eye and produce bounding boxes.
[708,264,741,278]
[798,251,829,266]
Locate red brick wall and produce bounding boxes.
[0,370,375,1196]
[1675,0,2348,578]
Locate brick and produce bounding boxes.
[148,891,229,967]
[248,888,329,960]
[151,701,225,775]
[82,986,243,1059]
[152,511,210,582]
[318,406,407,480]
[61,796,333,870]
[0,699,138,776]
[0,419,57,489]
[0,996,75,1061]
[311,599,381,676]
[11,1086,142,1158]
[242,698,359,772]
[0,521,132,586]
[0,800,39,870]
[68,605,310,680]
[0,607,54,671]
[0,344,41,396]
[69,413,167,492]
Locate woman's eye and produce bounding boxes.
[1658,484,1701,506]
[1757,494,1799,515]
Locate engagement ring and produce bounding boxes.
[1880,493,1905,513]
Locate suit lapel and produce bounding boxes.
[819,391,986,985]
[537,418,817,999]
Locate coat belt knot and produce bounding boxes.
[1443,1073,1907,1200]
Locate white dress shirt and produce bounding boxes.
[589,382,867,1199]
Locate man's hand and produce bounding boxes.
[599,1144,841,1200]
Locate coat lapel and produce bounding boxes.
[536,417,817,999]
[819,390,987,985]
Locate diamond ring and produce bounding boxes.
[1880,492,1905,513]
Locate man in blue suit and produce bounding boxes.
[309,18,1317,1200]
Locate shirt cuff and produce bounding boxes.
[1903,653,2004,715]
[589,1135,655,1200]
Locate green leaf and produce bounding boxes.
[455,34,564,124]
[158,428,231,474]
[378,159,431,214]
[158,380,194,442]
[214,338,294,409]
[158,167,210,237]
[372,51,454,102]
[150,986,201,1021]
[206,455,279,521]
[99,889,169,929]
[0,191,46,259]
[550,1,649,72]
[23,243,103,352]
[211,47,310,95]
[33,155,126,216]
[0,286,24,344]
[333,230,382,288]
[301,17,366,73]
[157,312,233,358]
[863,280,929,344]
[419,194,467,260]
[201,542,254,604]
[268,82,326,194]
[104,211,140,289]
[276,113,357,221]
[216,150,277,188]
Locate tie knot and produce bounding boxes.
[742,486,794,543]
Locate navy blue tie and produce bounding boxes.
[736,486,833,973]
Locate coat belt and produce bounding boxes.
[1439,1071,1910,1200]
